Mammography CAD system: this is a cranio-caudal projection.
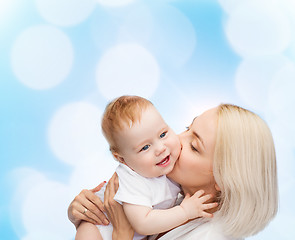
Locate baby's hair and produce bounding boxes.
[101,95,153,153]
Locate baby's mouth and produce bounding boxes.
[156,155,170,166]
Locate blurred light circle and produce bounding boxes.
[217,0,244,14]
[48,102,108,166]
[279,0,295,24]
[35,0,96,26]
[22,180,73,239]
[225,1,291,57]
[22,233,65,240]
[268,64,295,136]
[69,159,118,194]
[90,9,118,51]
[96,43,160,100]
[117,5,153,44]
[96,0,135,7]
[9,168,47,239]
[148,4,196,67]
[91,4,153,52]
[11,25,73,90]
[235,55,291,112]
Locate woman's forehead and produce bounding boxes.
[191,108,218,145]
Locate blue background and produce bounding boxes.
[1,0,295,239]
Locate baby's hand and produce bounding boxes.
[180,190,218,220]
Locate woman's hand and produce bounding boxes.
[104,173,135,240]
[68,182,110,228]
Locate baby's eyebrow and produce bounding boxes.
[133,138,149,151]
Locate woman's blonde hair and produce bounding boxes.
[213,104,278,238]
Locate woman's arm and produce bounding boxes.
[67,182,109,228]
[104,173,135,240]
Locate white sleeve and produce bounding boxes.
[114,165,153,207]
[94,183,106,203]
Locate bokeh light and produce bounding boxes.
[225,0,291,57]
[22,180,73,240]
[234,55,291,113]
[96,43,160,100]
[96,0,135,7]
[35,0,96,27]
[147,4,197,67]
[268,64,295,138]
[11,25,73,90]
[48,102,108,166]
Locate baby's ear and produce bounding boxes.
[112,152,125,164]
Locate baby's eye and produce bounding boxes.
[186,126,189,131]
[141,145,150,151]
[160,131,167,138]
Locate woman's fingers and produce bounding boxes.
[113,174,119,192]
[75,189,109,225]
[85,189,106,213]
[104,173,118,205]
[108,173,118,196]
[103,174,134,239]
[73,208,99,225]
[90,181,106,193]
[71,198,102,225]
[81,204,107,225]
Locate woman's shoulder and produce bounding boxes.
[194,220,243,240]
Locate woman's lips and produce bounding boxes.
[156,155,170,167]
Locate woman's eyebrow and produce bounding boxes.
[192,130,205,150]
[191,116,205,149]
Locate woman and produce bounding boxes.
[68,104,278,239]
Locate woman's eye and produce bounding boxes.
[160,131,167,138]
[191,144,199,153]
[141,145,150,151]
[185,126,189,131]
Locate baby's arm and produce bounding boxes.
[123,190,217,235]
[75,221,102,240]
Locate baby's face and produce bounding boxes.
[115,106,181,178]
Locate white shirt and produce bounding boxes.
[114,163,181,209]
[152,217,244,240]
[95,163,181,240]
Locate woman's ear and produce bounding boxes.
[112,152,126,164]
[215,183,221,191]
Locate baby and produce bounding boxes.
[76,95,216,240]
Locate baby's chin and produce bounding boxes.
[165,159,177,176]
[166,158,179,179]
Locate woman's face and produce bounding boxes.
[167,107,218,196]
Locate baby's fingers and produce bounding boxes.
[202,202,218,210]
[199,193,213,203]
[193,190,205,198]
[201,211,214,218]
